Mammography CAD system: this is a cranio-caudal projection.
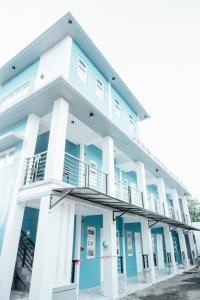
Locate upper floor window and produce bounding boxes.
[0,82,30,111]
[114,98,121,118]
[96,77,104,98]
[0,148,15,168]
[77,57,88,82]
[129,114,135,136]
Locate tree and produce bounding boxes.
[188,197,200,222]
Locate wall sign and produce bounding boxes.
[87,226,96,259]
[127,231,133,256]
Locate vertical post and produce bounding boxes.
[177,228,190,268]
[74,214,82,293]
[45,97,69,181]
[29,196,60,300]
[103,210,118,298]
[171,189,182,222]
[0,114,40,300]
[102,136,118,298]
[163,225,177,274]
[157,177,169,216]
[140,219,156,283]
[136,161,148,209]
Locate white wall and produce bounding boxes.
[34,36,72,90]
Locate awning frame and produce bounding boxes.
[52,187,199,231]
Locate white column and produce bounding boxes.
[102,210,118,298]
[141,219,156,283]
[177,228,190,268]
[74,214,82,292]
[102,136,115,196]
[182,196,191,225]
[102,136,118,298]
[171,189,181,222]
[188,232,197,261]
[108,83,112,119]
[45,97,69,181]
[29,196,60,300]
[136,161,148,209]
[157,177,169,216]
[0,114,40,300]
[55,202,75,285]
[163,225,177,273]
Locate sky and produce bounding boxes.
[0,0,200,197]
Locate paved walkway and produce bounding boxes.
[124,268,200,300]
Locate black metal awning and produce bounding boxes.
[52,187,199,231]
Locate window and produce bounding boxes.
[0,148,15,168]
[129,114,135,136]
[0,82,30,111]
[96,77,104,98]
[115,98,121,118]
[77,57,88,82]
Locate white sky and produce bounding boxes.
[0,0,200,197]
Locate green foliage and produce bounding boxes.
[188,197,200,222]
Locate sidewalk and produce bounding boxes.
[123,268,200,300]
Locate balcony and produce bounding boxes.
[147,192,165,215]
[24,152,143,206]
[168,206,176,220]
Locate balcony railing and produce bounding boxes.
[63,152,107,194]
[24,152,144,207]
[147,193,164,215]
[24,151,47,185]
[115,178,143,207]
[168,206,176,220]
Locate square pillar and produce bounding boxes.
[177,228,190,268]
[163,225,177,273]
[171,189,181,221]
[102,136,115,196]
[29,196,60,300]
[0,114,40,300]
[188,232,197,262]
[102,210,118,299]
[141,219,156,283]
[136,161,148,209]
[157,177,169,216]
[54,202,75,286]
[74,214,82,293]
[45,97,69,181]
[182,196,191,225]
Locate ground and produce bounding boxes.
[125,268,200,300]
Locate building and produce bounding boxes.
[0,12,198,300]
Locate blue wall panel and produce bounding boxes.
[79,215,103,289]
[171,231,182,264]
[22,207,39,243]
[69,41,109,116]
[124,222,141,277]
[0,60,39,101]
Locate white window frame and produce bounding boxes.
[114,98,121,118]
[129,114,135,136]
[0,147,15,169]
[96,77,104,99]
[77,56,88,82]
[0,82,30,111]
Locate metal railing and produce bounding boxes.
[24,151,47,185]
[115,178,143,207]
[63,152,107,194]
[117,256,124,273]
[168,206,176,220]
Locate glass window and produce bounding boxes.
[96,77,104,98]
[0,148,15,168]
[115,99,121,118]
[77,57,88,82]
[129,114,135,136]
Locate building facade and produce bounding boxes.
[0,13,198,300]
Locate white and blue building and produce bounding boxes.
[0,12,198,300]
